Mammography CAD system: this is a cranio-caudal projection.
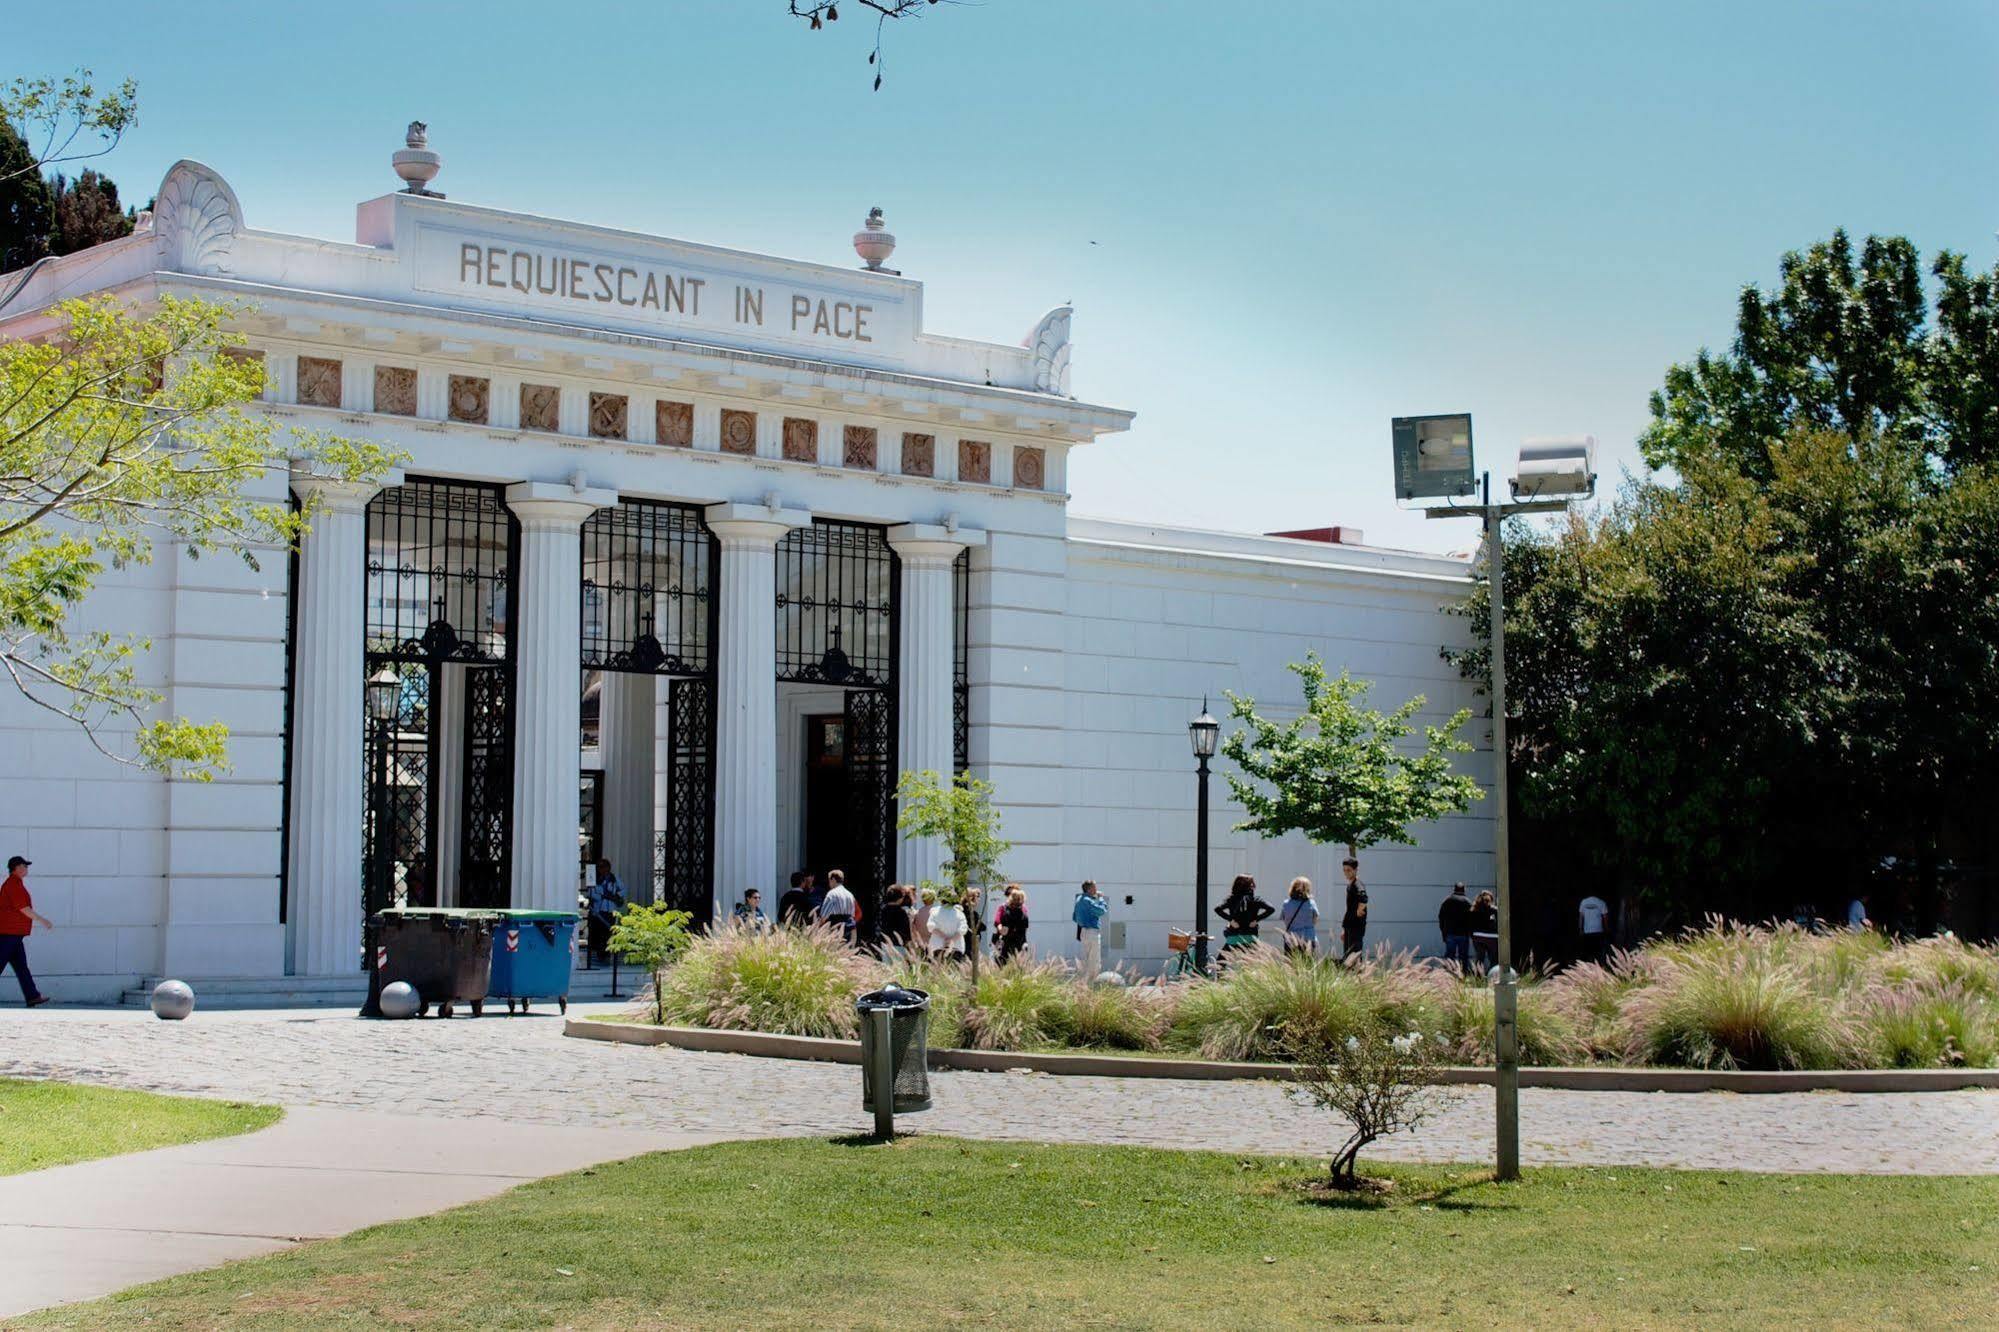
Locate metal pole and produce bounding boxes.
[871,1006,896,1139]
[1194,754,1212,975]
[1486,480,1521,1181]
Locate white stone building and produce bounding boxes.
[0,135,1492,1002]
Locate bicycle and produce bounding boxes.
[1165,928,1214,979]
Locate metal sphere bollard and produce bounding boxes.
[378,980,421,1019]
[150,979,195,1020]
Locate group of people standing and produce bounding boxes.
[743,869,1045,964]
[1211,859,1374,959]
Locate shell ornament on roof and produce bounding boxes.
[152,160,242,276]
[1025,305,1073,397]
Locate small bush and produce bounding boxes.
[961,960,1075,1051]
[656,923,879,1039]
[1435,974,1589,1066]
[1874,936,1999,1001]
[1622,951,1857,1070]
[1167,948,1430,1062]
[1063,979,1173,1051]
[1858,985,1999,1068]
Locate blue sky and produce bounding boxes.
[14,1,1998,551]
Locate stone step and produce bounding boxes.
[119,966,647,1011]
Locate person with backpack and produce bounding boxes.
[1214,874,1276,952]
[1072,880,1110,978]
[1279,877,1319,955]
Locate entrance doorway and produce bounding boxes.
[803,714,851,883]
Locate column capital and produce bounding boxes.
[507,479,617,528]
[887,522,985,564]
[705,499,811,546]
[290,464,402,513]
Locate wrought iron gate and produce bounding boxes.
[581,499,717,923]
[364,478,516,915]
[953,547,970,774]
[777,520,900,937]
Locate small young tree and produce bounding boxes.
[1285,1026,1440,1190]
[1222,652,1483,856]
[896,769,1010,978]
[606,903,695,1025]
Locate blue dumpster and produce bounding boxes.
[488,910,579,1014]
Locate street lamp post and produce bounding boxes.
[359,664,400,1018]
[1188,699,1220,975]
[1401,419,1595,1183]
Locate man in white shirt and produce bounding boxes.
[818,868,858,945]
[1577,893,1611,964]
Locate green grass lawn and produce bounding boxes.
[0,1078,279,1176]
[24,1136,1996,1330]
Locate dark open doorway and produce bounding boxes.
[803,713,852,885]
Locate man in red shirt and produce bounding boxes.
[1,855,53,1007]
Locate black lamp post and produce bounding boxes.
[360,664,399,1017]
[1188,698,1219,975]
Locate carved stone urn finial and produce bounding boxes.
[393,120,444,197]
[853,206,897,272]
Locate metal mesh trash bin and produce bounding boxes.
[856,984,932,1114]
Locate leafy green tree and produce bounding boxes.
[896,768,1011,975]
[2,295,395,775]
[607,903,695,1024]
[1221,653,1482,856]
[1642,230,1999,479]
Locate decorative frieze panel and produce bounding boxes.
[901,432,934,477]
[448,374,490,424]
[958,438,991,485]
[521,383,560,432]
[1012,445,1045,490]
[590,391,629,440]
[720,408,757,455]
[297,356,342,408]
[782,417,817,463]
[843,425,878,470]
[375,365,417,416]
[656,400,694,448]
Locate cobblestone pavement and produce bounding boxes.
[4,1008,1995,1175]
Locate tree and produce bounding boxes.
[607,902,695,1024]
[896,768,1011,976]
[48,169,134,255]
[787,0,944,89]
[0,119,49,273]
[1641,230,1999,479]
[1284,1025,1440,1191]
[1221,653,1483,856]
[2,295,396,775]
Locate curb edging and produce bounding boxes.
[562,1018,1999,1093]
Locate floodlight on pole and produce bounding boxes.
[1395,418,1596,1183]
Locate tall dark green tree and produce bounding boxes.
[1458,233,1999,937]
[47,168,133,254]
[0,119,51,272]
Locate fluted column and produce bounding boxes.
[886,523,984,891]
[600,671,657,901]
[507,480,617,912]
[705,500,810,923]
[288,467,397,975]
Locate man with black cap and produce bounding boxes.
[1,855,53,1007]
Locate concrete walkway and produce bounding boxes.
[0,1105,716,1318]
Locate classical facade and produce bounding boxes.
[0,135,1492,1001]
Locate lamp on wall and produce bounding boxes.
[1188,698,1219,974]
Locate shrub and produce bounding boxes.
[1167,948,1432,1062]
[655,923,881,1039]
[1546,959,1641,1059]
[960,960,1075,1051]
[1857,985,1999,1068]
[1285,1022,1442,1189]
[1874,936,1999,1001]
[886,954,972,1049]
[1621,950,1857,1070]
[1435,974,1589,1066]
[1063,978,1173,1051]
